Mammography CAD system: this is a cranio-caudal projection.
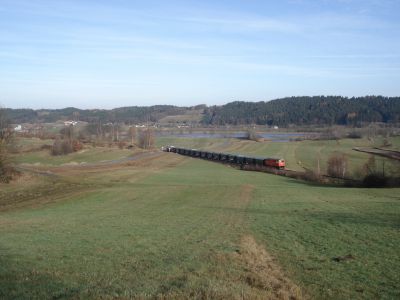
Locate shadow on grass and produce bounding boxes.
[282,176,355,189]
[199,202,400,230]
[244,207,400,230]
[0,247,79,299]
[299,211,400,230]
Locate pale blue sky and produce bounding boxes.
[1,0,399,109]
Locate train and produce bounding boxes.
[162,146,285,169]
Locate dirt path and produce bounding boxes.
[237,185,304,299]
[213,184,304,299]
[236,235,304,299]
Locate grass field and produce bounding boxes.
[1,138,399,299]
[13,137,137,166]
[14,147,136,166]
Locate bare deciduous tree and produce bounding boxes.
[139,128,154,149]
[363,155,376,174]
[327,153,348,178]
[60,125,74,141]
[51,124,82,155]
[51,137,73,155]
[129,126,136,145]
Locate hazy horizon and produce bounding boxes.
[4,94,399,111]
[1,0,400,109]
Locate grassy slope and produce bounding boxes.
[14,147,135,166]
[1,138,400,299]
[13,137,137,166]
[250,183,400,299]
[1,154,399,298]
[0,157,280,298]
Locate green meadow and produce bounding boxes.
[0,137,399,299]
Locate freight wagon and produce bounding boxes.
[162,146,285,169]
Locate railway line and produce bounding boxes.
[162,145,286,170]
[163,145,361,185]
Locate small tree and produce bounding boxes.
[72,140,83,152]
[128,126,136,145]
[51,124,82,155]
[245,129,261,141]
[0,108,14,182]
[118,141,126,149]
[363,155,376,174]
[60,125,74,141]
[327,153,348,178]
[51,137,73,155]
[51,137,63,155]
[61,140,73,154]
[139,128,154,149]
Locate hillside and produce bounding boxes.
[6,96,400,126]
[5,105,198,124]
[202,96,400,126]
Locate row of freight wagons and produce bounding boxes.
[163,146,285,169]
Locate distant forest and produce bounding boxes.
[6,96,400,126]
[5,105,194,124]
[202,96,400,126]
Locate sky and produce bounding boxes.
[0,0,400,109]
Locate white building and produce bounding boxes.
[64,121,78,126]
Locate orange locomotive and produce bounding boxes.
[264,158,286,169]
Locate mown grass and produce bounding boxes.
[1,143,399,299]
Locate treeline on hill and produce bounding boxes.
[5,105,199,124]
[202,96,400,126]
[6,96,400,126]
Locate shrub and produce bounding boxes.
[0,148,14,183]
[347,131,362,139]
[51,138,75,156]
[245,129,261,141]
[303,170,322,182]
[118,141,127,149]
[61,140,73,154]
[72,140,83,152]
[363,174,388,187]
[382,138,392,147]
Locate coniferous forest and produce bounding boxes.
[201,96,400,126]
[6,96,400,126]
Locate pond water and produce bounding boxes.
[157,132,305,142]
